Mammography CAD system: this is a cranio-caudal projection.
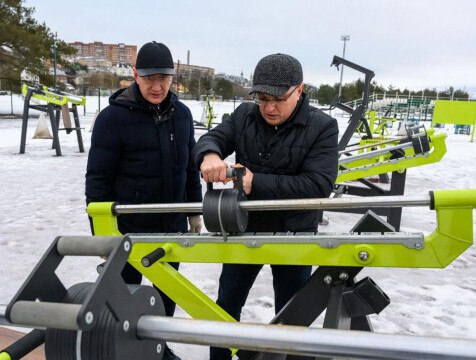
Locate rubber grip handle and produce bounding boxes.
[0,329,45,360]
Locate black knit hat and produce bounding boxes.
[135,41,176,76]
[249,53,303,97]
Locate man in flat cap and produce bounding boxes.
[86,41,202,360]
[193,53,339,359]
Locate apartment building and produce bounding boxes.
[69,41,137,67]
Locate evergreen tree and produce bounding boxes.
[304,83,318,100]
[0,0,75,90]
[213,78,233,100]
[316,84,336,105]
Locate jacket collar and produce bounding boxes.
[109,83,178,115]
[289,93,310,126]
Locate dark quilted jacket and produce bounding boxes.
[193,94,338,232]
[86,83,202,233]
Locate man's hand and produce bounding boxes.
[232,164,253,195]
[188,215,202,233]
[200,153,228,183]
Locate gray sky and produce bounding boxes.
[25,0,476,95]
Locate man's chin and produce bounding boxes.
[146,95,164,104]
[263,116,283,125]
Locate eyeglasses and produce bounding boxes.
[253,86,299,106]
[140,74,173,84]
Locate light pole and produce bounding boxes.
[338,35,350,99]
[51,32,57,88]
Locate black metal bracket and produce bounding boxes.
[238,212,393,360]
[19,86,84,156]
[324,56,408,231]
[330,56,375,149]
[6,235,165,359]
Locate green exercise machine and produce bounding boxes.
[19,84,86,156]
[2,185,476,359]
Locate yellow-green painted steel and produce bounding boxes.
[0,352,12,360]
[88,189,475,332]
[87,202,121,236]
[432,100,476,142]
[88,189,475,269]
[129,255,235,323]
[22,84,86,106]
[337,132,447,183]
[41,86,86,106]
[23,84,67,106]
[365,110,395,137]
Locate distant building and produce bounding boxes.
[20,69,39,84]
[175,62,214,80]
[69,41,137,68]
[74,56,112,70]
[215,71,250,86]
[49,68,68,84]
[112,63,133,77]
[68,42,214,81]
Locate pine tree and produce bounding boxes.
[0,0,75,89]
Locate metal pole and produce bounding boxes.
[113,194,431,214]
[137,316,476,360]
[339,141,415,164]
[10,82,14,115]
[52,33,57,88]
[338,35,350,99]
[2,307,475,359]
[340,131,426,154]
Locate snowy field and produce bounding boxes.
[0,93,475,358]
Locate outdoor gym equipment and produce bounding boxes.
[362,110,396,138]
[432,99,476,142]
[330,55,375,148]
[336,124,444,184]
[334,123,446,231]
[19,84,86,156]
[2,185,476,359]
[328,57,448,231]
[194,95,217,130]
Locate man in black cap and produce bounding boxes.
[86,41,202,360]
[193,53,339,359]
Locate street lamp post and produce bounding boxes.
[338,35,350,100]
[52,33,57,88]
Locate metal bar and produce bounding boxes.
[114,195,431,214]
[8,301,81,331]
[0,304,9,326]
[56,235,122,256]
[3,305,476,359]
[339,131,425,155]
[137,316,476,360]
[130,232,424,249]
[339,141,413,165]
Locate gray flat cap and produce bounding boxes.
[249,53,303,97]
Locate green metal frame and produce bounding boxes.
[337,132,446,183]
[363,110,396,138]
[87,189,475,324]
[22,84,86,106]
[432,99,476,142]
[204,95,215,129]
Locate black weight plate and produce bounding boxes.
[203,189,248,233]
[45,283,165,360]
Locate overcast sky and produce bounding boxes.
[25,0,476,95]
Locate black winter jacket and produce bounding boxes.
[86,83,202,233]
[193,94,338,232]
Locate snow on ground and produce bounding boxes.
[0,94,475,358]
